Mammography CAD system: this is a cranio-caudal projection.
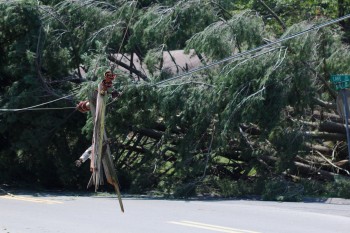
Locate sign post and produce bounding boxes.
[330,74,350,163]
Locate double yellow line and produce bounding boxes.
[168,221,260,233]
[0,194,63,204]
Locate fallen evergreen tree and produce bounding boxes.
[1,0,350,199]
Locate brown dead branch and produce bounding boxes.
[108,54,149,81]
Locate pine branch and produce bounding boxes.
[303,61,337,99]
[210,0,232,18]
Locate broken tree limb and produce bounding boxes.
[334,160,350,169]
[294,161,337,181]
[301,120,348,134]
[319,121,347,134]
[303,131,346,141]
[108,54,150,81]
[304,142,333,154]
[311,110,342,123]
[316,151,350,175]
[313,98,337,110]
[257,0,286,30]
[261,155,340,181]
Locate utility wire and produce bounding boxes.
[155,13,350,86]
[0,107,76,112]
[116,0,138,60]
[111,0,139,73]
[0,85,83,112]
[0,93,76,112]
[3,13,350,111]
[0,2,138,113]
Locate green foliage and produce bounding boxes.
[333,175,350,198]
[186,11,264,59]
[0,0,91,189]
[263,178,303,201]
[214,178,263,198]
[144,46,164,75]
[294,177,350,199]
[1,0,350,200]
[128,0,216,57]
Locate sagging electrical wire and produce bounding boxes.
[0,107,76,112]
[3,13,350,112]
[0,93,76,112]
[154,13,350,86]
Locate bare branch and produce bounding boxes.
[313,97,337,110]
[257,0,286,30]
[108,54,150,81]
[316,151,350,175]
[303,131,346,141]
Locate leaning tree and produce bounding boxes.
[1,0,350,199]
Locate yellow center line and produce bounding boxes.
[0,195,63,204]
[168,220,261,233]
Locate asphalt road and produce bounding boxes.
[1,192,350,233]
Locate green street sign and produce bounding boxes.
[330,74,350,90]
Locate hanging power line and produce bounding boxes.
[4,13,350,112]
[0,93,76,112]
[154,13,350,86]
[0,107,76,112]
